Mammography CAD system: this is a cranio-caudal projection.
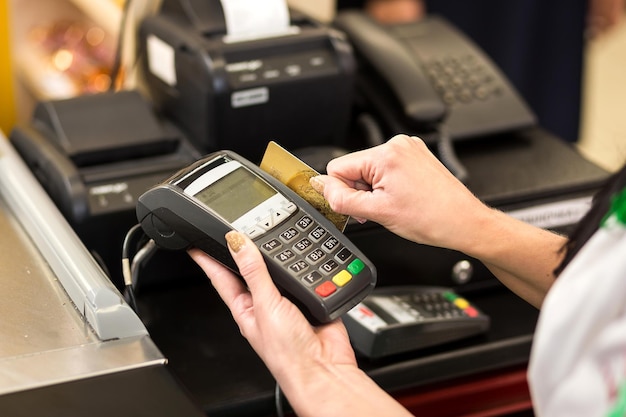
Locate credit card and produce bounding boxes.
[260,141,350,231]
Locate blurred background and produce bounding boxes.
[1,0,625,172]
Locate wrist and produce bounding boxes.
[278,362,411,417]
[465,208,565,263]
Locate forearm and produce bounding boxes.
[279,363,413,417]
[459,208,566,308]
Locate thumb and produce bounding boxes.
[225,231,282,303]
[310,175,373,220]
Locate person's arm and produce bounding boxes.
[456,208,565,308]
[189,233,413,417]
[364,0,424,23]
[312,135,566,307]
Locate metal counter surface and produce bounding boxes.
[0,189,164,397]
[0,195,94,359]
[0,134,165,398]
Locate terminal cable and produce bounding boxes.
[121,223,155,312]
[130,238,157,289]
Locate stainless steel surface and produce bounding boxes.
[0,195,94,358]
[0,136,147,340]
[0,134,165,396]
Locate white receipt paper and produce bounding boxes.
[220,0,294,42]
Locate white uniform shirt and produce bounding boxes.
[528,211,626,416]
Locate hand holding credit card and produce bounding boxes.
[260,141,350,232]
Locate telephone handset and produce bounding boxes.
[334,10,536,144]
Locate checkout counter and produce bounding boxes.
[0,134,205,416]
[0,1,612,415]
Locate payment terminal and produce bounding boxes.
[136,151,377,324]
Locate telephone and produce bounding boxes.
[334,10,536,145]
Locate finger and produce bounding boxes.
[323,134,418,185]
[325,147,378,186]
[310,174,376,220]
[224,231,283,304]
[188,248,252,315]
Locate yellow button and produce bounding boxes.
[332,270,352,287]
[454,298,470,309]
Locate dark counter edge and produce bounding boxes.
[202,333,533,417]
[367,334,533,391]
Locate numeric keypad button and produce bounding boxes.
[296,215,314,231]
[293,238,313,254]
[320,260,339,275]
[261,238,282,253]
[306,248,326,264]
[279,227,299,242]
[302,271,323,286]
[322,236,340,253]
[289,260,309,274]
[309,226,327,242]
[335,247,352,263]
[275,249,295,263]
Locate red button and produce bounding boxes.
[464,306,479,317]
[315,281,336,297]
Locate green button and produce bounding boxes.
[347,258,365,275]
[442,291,457,302]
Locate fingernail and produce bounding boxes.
[225,231,245,253]
[309,176,325,194]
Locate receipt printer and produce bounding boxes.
[9,90,200,286]
[138,0,356,162]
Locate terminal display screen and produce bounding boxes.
[193,167,276,223]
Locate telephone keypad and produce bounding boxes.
[425,54,503,106]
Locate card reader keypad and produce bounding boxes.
[259,212,366,299]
